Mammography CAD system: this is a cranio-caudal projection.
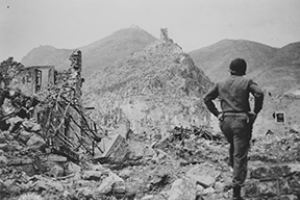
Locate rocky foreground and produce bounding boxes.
[0,117,300,200]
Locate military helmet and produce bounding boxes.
[229,58,247,75]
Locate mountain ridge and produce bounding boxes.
[189,39,300,94]
[21,27,157,75]
[83,40,213,133]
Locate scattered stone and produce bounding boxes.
[141,195,155,200]
[48,164,64,178]
[186,163,220,187]
[118,168,132,179]
[47,154,68,163]
[115,124,130,139]
[82,170,105,181]
[0,155,8,167]
[18,130,33,143]
[76,187,95,199]
[33,178,64,193]
[95,172,125,195]
[202,186,215,195]
[18,193,43,200]
[100,133,129,163]
[168,178,197,200]
[22,120,41,132]
[65,161,81,175]
[8,157,34,166]
[26,134,45,149]
[214,181,225,192]
[0,143,9,151]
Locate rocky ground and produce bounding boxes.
[0,117,300,200]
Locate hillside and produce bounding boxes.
[257,42,300,93]
[21,27,156,76]
[189,39,300,94]
[21,45,72,70]
[189,39,276,82]
[83,40,212,134]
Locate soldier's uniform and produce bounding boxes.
[203,58,264,200]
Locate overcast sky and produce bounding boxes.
[1,0,300,61]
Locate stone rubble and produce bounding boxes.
[0,117,300,200]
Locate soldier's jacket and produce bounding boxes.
[203,75,264,116]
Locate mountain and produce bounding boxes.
[21,27,156,76]
[80,27,156,76]
[83,40,212,133]
[189,39,300,94]
[255,42,300,93]
[189,39,277,81]
[21,45,72,70]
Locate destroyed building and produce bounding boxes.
[11,65,55,96]
[3,50,102,161]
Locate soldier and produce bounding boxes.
[203,58,264,200]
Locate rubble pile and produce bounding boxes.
[243,128,300,199]
[0,118,126,200]
[1,116,300,200]
[153,126,226,165]
[1,47,300,200]
[250,128,300,163]
[0,122,232,200]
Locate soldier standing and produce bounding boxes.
[203,58,264,200]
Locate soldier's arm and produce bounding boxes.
[249,80,264,114]
[203,84,220,117]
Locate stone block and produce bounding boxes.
[186,163,220,187]
[100,134,129,163]
[82,170,104,181]
[95,172,125,195]
[168,178,197,200]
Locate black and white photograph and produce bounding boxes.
[0,0,300,200]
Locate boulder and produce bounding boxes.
[0,142,22,151]
[26,134,45,149]
[47,154,68,162]
[99,133,129,163]
[168,178,197,200]
[22,120,41,132]
[0,143,8,151]
[244,180,279,198]
[82,170,105,181]
[18,130,33,143]
[76,187,95,199]
[18,193,43,200]
[33,178,64,193]
[115,124,130,139]
[118,168,132,179]
[0,155,8,167]
[0,132,6,143]
[186,163,220,187]
[48,164,64,178]
[95,172,125,195]
[65,162,81,175]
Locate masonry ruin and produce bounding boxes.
[160,28,173,43]
[4,50,103,161]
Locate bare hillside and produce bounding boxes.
[21,27,156,76]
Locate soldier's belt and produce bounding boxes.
[222,112,248,117]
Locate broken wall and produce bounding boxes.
[11,66,55,97]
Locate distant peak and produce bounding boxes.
[112,26,149,35]
[37,45,56,49]
[129,25,142,30]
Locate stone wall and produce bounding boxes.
[10,66,55,97]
